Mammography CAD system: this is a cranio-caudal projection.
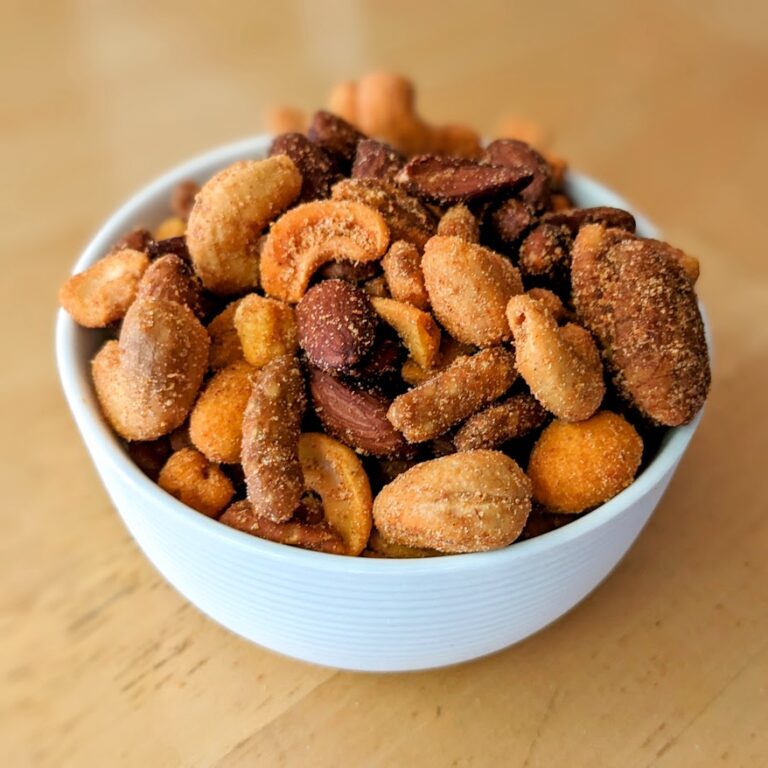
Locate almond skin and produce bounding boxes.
[296,279,377,372]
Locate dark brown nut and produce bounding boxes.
[136,253,200,312]
[171,180,200,220]
[646,239,700,285]
[519,509,577,540]
[518,223,573,280]
[115,228,153,252]
[436,204,480,243]
[349,327,403,380]
[396,155,533,206]
[207,298,244,370]
[127,437,172,480]
[382,240,429,309]
[571,229,710,426]
[331,178,437,250]
[307,109,366,172]
[147,236,190,262]
[220,500,345,555]
[296,280,377,372]
[454,393,548,451]
[158,447,234,517]
[241,356,306,522]
[487,198,535,244]
[269,132,341,201]
[363,275,390,298]
[92,298,210,441]
[351,139,405,181]
[541,206,636,234]
[483,139,552,211]
[387,347,518,443]
[317,259,381,283]
[309,368,406,456]
[169,424,193,452]
[550,193,574,212]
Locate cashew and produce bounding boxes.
[381,240,429,309]
[506,294,605,422]
[260,200,390,303]
[370,296,441,369]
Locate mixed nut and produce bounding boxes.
[59,73,710,557]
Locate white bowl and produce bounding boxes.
[56,135,703,672]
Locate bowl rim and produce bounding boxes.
[55,134,704,575]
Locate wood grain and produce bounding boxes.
[1,1,767,765]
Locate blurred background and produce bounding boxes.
[2,1,767,766]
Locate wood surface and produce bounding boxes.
[1,1,767,765]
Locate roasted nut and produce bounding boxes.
[331,178,436,249]
[400,336,474,386]
[296,280,377,372]
[367,529,439,558]
[171,180,200,220]
[351,139,405,181]
[187,156,301,294]
[148,236,190,262]
[422,235,523,347]
[525,288,570,323]
[308,368,406,456]
[115,228,152,252]
[234,294,298,368]
[92,298,209,440]
[541,206,636,234]
[528,412,643,513]
[264,105,308,135]
[370,296,441,369]
[483,139,552,211]
[260,199,390,303]
[189,361,257,463]
[487,198,535,245]
[207,298,244,370]
[59,248,150,328]
[169,424,193,452]
[136,253,200,312]
[219,500,344,554]
[307,110,366,171]
[154,216,186,241]
[454,393,547,451]
[518,223,572,281]
[158,447,234,517]
[373,450,532,552]
[396,155,533,206]
[646,239,700,285]
[507,294,604,421]
[349,327,403,380]
[363,275,390,298]
[298,432,373,555]
[436,204,480,243]
[387,347,518,442]
[382,240,429,309]
[241,356,306,522]
[316,259,381,283]
[269,132,340,202]
[571,225,710,425]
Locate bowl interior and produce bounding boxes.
[56,135,703,572]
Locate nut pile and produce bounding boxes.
[60,73,710,557]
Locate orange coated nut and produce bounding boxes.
[158,447,234,517]
[381,240,429,310]
[234,294,298,368]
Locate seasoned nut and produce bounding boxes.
[483,139,552,211]
[436,204,480,243]
[373,450,532,553]
[528,412,643,513]
[387,347,517,442]
[241,356,306,522]
[136,253,200,312]
[518,223,572,281]
[382,240,429,309]
[351,139,405,181]
[370,296,441,369]
[187,156,301,294]
[115,228,152,252]
[234,294,298,368]
[171,180,200,220]
[298,433,373,555]
[396,155,533,206]
[189,361,256,463]
[220,500,345,554]
[207,298,244,370]
[349,327,403,380]
[316,259,381,283]
[296,280,377,372]
[454,393,547,451]
[309,368,405,456]
[264,105,308,135]
[269,132,340,202]
[541,206,636,234]
[158,447,234,517]
[331,178,436,249]
[59,248,150,328]
[362,275,390,298]
[92,298,209,440]
[525,288,570,323]
[400,336,474,386]
[367,529,439,559]
[571,226,710,425]
[507,294,605,422]
[307,110,366,171]
[422,235,523,347]
[260,200,390,303]
[148,236,190,262]
[646,239,700,285]
[487,198,535,245]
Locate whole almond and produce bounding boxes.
[483,139,551,211]
[351,139,405,181]
[307,110,366,172]
[296,279,377,372]
[269,132,341,201]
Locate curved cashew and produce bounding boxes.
[260,200,390,303]
[506,294,605,422]
[370,296,441,369]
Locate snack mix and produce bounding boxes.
[60,73,710,557]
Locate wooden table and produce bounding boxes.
[2,2,767,765]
